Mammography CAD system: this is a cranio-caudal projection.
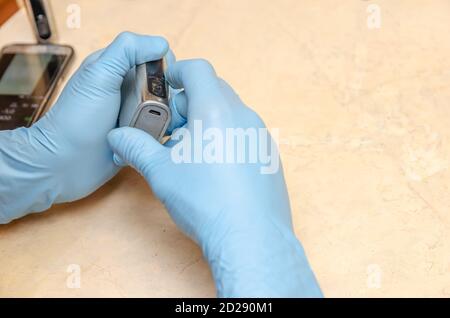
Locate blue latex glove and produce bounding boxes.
[0,32,169,223]
[108,59,323,297]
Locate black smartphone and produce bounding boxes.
[0,43,74,130]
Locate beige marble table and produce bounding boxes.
[0,0,449,297]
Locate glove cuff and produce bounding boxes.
[0,128,61,223]
[202,219,323,298]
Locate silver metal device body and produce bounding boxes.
[24,0,58,43]
[119,59,171,142]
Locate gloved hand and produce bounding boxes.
[0,32,169,223]
[108,59,323,297]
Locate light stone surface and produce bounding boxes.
[0,0,449,297]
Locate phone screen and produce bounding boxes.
[0,51,67,130]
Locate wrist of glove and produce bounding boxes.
[0,126,61,222]
[200,209,322,298]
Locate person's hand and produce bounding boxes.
[108,59,323,297]
[0,32,169,222]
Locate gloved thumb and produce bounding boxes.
[107,127,169,177]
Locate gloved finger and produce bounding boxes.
[64,49,104,85]
[167,91,187,134]
[218,78,245,106]
[112,153,127,167]
[165,49,176,67]
[163,138,180,148]
[165,49,185,133]
[166,59,224,110]
[79,48,105,68]
[164,49,186,133]
[95,32,169,90]
[107,127,170,177]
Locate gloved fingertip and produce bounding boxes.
[152,35,169,54]
[107,127,129,144]
[167,91,187,133]
[165,49,176,66]
[172,91,188,119]
[113,153,127,167]
[107,129,120,147]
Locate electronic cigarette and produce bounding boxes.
[119,59,171,142]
